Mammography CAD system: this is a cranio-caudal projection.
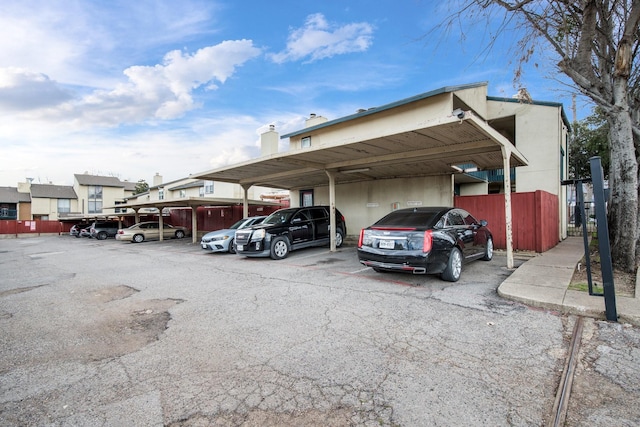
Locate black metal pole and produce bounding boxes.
[589,157,617,321]
[576,182,599,295]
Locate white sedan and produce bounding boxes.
[116,222,188,243]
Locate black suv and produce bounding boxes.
[89,221,121,240]
[234,206,347,259]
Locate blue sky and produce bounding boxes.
[0,0,591,187]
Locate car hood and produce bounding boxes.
[202,229,234,238]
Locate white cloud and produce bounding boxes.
[270,13,374,64]
[0,39,261,126]
[0,68,73,110]
[86,40,261,123]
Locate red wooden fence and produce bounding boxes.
[0,205,285,237]
[0,220,63,236]
[455,190,559,253]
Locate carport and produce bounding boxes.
[192,84,529,268]
[112,197,281,244]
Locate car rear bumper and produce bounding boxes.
[357,248,446,274]
[359,259,429,274]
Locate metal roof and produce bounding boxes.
[281,82,490,139]
[168,180,205,191]
[109,196,282,211]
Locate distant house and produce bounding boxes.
[29,184,78,220]
[0,186,31,220]
[73,173,136,216]
[125,173,278,210]
[4,174,138,221]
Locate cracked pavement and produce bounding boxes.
[1,236,639,426]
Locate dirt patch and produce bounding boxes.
[569,240,636,298]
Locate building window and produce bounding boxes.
[57,199,70,214]
[199,187,204,197]
[159,188,164,200]
[204,181,214,194]
[180,189,187,198]
[301,136,311,148]
[88,185,103,213]
[114,201,126,214]
[300,190,314,206]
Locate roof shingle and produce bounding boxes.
[74,174,124,188]
[0,186,31,203]
[30,184,77,199]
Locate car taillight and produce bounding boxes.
[358,229,365,247]
[423,230,433,253]
[118,230,123,234]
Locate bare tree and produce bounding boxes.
[442,0,639,271]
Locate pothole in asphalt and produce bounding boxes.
[167,407,366,427]
[0,284,47,298]
[76,295,183,362]
[315,257,345,265]
[89,284,138,303]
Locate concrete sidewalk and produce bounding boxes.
[498,236,640,326]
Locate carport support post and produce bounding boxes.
[241,184,251,219]
[158,207,164,242]
[325,170,337,251]
[191,205,198,244]
[501,145,514,269]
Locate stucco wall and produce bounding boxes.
[459,181,489,196]
[486,101,566,196]
[292,175,453,236]
[30,198,52,218]
[101,186,124,214]
[289,93,453,149]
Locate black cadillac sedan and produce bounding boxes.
[357,207,493,282]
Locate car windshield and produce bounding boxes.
[374,209,442,228]
[229,219,247,230]
[263,209,295,225]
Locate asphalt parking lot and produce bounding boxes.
[2,236,640,426]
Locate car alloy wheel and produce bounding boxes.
[482,237,493,261]
[442,247,462,282]
[270,237,289,260]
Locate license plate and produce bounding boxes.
[379,239,395,249]
[236,245,243,251]
[201,244,207,249]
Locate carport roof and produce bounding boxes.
[191,84,528,190]
[109,196,282,211]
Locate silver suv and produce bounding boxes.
[89,221,120,240]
